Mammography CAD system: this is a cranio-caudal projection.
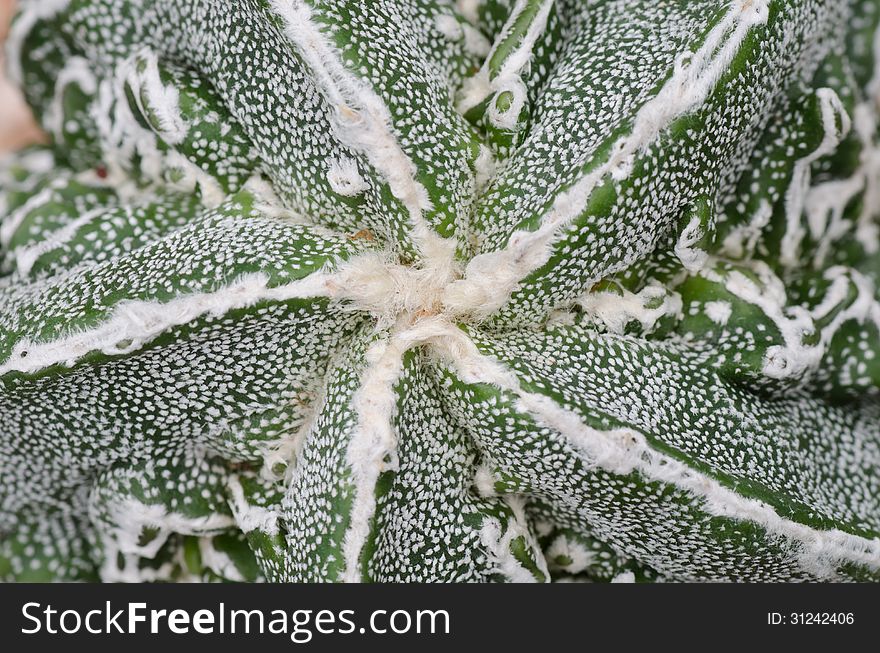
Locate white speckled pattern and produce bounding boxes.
[1,0,879,582]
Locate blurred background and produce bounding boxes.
[0,0,44,154]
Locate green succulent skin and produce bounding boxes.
[0,0,879,582]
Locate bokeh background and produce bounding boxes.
[0,0,44,154]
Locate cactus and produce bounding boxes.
[1,0,879,582]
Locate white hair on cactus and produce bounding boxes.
[430,323,880,579]
[704,300,733,326]
[802,26,880,265]
[455,0,480,26]
[480,496,547,583]
[340,331,406,582]
[806,101,880,266]
[124,48,188,146]
[473,143,497,194]
[199,538,247,582]
[461,22,492,58]
[575,283,683,335]
[95,497,235,559]
[697,262,880,381]
[3,0,879,585]
[721,198,773,259]
[0,271,338,378]
[457,0,554,117]
[270,0,456,262]
[546,533,596,575]
[326,156,369,197]
[446,0,773,320]
[89,49,226,207]
[674,214,710,273]
[779,88,851,267]
[473,462,498,498]
[486,77,529,131]
[0,185,56,249]
[434,13,464,41]
[332,250,461,326]
[492,0,556,81]
[227,476,280,538]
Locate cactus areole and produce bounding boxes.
[1,0,879,582]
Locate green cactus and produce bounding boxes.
[1,0,879,582]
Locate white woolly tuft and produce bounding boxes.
[434,13,464,41]
[457,0,554,117]
[479,495,547,583]
[574,283,682,335]
[674,214,710,273]
[610,571,636,583]
[721,198,773,259]
[0,185,56,250]
[95,496,235,561]
[326,156,369,197]
[455,0,480,26]
[332,251,461,326]
[806,43,880,266]
[546,533,596,575]
[89,49,226,208]
[492,0,556,81]
[704,300,733,326]
[227,476,280,538]
[199,538,247,582]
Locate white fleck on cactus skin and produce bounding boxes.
[1,0,879,582]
